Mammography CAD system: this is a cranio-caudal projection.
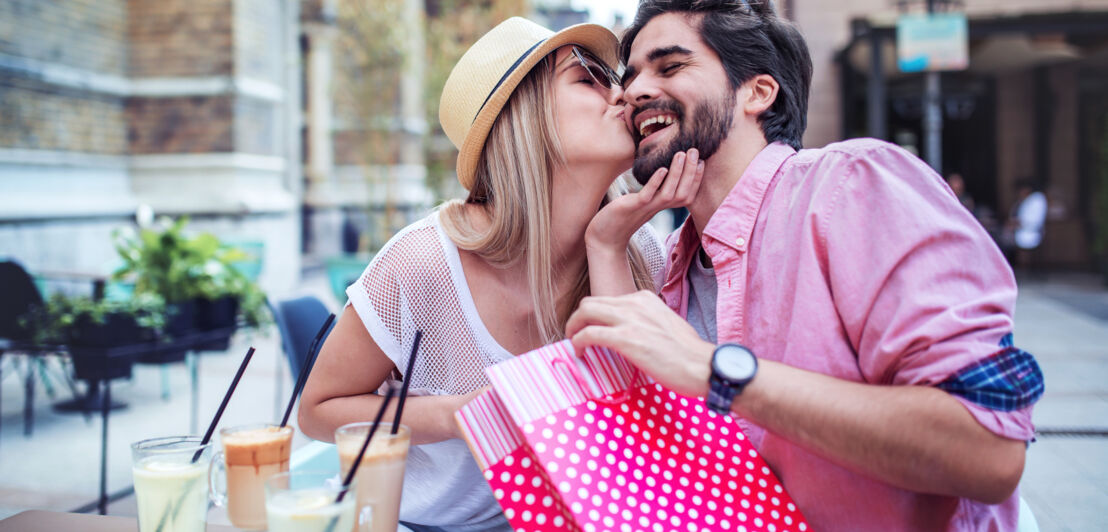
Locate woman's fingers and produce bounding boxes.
[675,159,705,202]
[656,150,688,200]
[638,166,669,202]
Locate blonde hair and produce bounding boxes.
[441,53,654,345]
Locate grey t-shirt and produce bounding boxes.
[685,249,718,344]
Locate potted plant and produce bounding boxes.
[112,217,205,337]
[112,217,270,353]
[36,292,166,381]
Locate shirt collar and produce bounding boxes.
[702,142,796,253]
[662,142,796,287]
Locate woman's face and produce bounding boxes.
[551,46,634,179]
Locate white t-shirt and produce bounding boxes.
[1015,191,1047,249]
[346,209,665,531]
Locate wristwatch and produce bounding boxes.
[707,343,758,414]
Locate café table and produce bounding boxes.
[0,509,237,531]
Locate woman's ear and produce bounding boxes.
[742,74,779,115]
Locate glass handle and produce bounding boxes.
[208,451,227,508]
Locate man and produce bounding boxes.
[1003,179,1048,272]
[566,1,1043,530]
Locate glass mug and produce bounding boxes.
[208,423,294,530]
[265,471,357,532]
[334,422,410,532]
[131,436,212,532]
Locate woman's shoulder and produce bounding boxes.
[373,212,448,265]
[357,212,454,292]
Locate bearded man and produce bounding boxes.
[569,1,1043,530]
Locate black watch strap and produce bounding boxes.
[706,378,739,415]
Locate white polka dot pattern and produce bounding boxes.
[485,445,580,532]
[488,382,808,531]
[463,341,810,531]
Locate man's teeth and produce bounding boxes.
[638,115,676,137]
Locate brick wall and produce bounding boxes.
[0,77,126,154]
[126,95,234,154]
[128,0,234,77]
[333,130,404,166]
[0,0,128,75]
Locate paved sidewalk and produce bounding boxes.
[1014,274,1108,532]
[0,271,1105,529]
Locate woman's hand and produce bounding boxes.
[585,148,704,253]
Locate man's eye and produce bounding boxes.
[661,63,682,75]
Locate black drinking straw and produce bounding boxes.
[280,313,336,427]
[336,384,397,503]
[192,346,256,463]
[391,330,422,435]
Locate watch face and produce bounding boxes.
[715,345,756,381]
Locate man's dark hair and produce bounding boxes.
[620,0,813,150]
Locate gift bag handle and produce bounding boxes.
[550,356,630,405]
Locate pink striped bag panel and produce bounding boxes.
[455,388,579,531]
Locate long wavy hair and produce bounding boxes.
[440,53,655,345]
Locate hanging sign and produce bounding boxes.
[896,13,968,72]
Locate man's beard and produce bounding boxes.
[631,91,736,185]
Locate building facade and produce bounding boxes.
[1,0,303,291]
[791,0,1108,270]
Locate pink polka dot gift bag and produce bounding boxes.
[455,340,810,532]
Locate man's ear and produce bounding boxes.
[741,74,779,116]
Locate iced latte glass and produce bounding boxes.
[265,471,356,532]
[209,423,294,529]
[131,436,212,532]
[335,422,410,532]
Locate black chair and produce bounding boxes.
[0,260,44,345]
[0,260,67,439]
[268,296,335,419]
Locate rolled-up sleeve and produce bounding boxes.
[819,143,1036,440]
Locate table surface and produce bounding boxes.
[0,510,237,531]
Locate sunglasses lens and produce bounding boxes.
[575,47,617,90]
[587,65,612,88]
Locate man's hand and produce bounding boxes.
[566,290,715,398]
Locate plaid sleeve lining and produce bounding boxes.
[936,334,1044,412]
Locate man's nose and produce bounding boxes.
[622,75,658,105]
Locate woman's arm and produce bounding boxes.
[298,306,476,445]
[586,149,703,296]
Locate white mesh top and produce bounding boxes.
[346,209,665,531]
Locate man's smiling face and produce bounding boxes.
[622,13,737,184]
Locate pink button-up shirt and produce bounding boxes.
[659,139,1034,531]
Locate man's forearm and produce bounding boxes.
[734,360,1025,503]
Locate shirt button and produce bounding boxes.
[736,237,746,247]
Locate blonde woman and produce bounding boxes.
[299,17,701,531]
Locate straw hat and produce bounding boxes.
[439,17,619,190]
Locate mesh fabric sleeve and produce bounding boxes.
[631,223,666,292]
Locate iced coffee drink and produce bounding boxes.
[335,422,410,532]
[131,436,212,532]
[211,424,293,530]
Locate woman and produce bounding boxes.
[298,17,702,531]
